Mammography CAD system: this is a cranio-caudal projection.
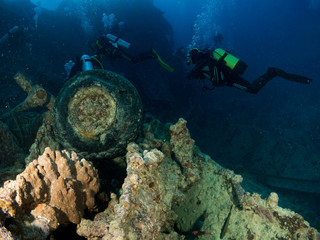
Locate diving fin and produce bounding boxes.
[268,67,312,84]
[281,73,312,84]
[152,49,174,72]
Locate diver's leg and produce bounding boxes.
[267,67,312,84]
[247,70,277,94]
[228,75,257,93]
[132,49,174,72]
[232,67,312,94]
[131,50,154,63]
[246,67,312,94]
[118,48,135,63]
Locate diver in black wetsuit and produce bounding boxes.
[187,48,312,93]
[89,34,174,72]
[66,34,174,79]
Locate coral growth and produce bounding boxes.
[78,117,319,240]
[0,147,100,239]
[78,143,183,239]
[77,117,203,240]
[170,118,200,188]
[1,115,319,240]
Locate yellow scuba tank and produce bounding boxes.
[212,48,247,74]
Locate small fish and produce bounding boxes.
[192,230,212,236]
[220,205,233,238]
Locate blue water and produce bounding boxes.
[1,0,319,230]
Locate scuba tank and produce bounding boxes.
[106,34,131,49]
[64,60,75,79]
[81,55,94,71]
[212,48,247,75]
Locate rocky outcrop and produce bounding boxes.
[77,117,319,240]
[1,116,318,240]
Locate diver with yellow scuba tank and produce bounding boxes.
[187,48,311,93]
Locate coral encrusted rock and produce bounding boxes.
[77,142,183,240]
[77,117,319,240]
[0,147,100,239]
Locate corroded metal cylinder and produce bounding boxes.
[53,70,143,159]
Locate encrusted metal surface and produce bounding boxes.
[68,86,116,141]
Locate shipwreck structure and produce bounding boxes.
[0,72,318,239]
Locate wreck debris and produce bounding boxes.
[53,70,143,159]
[170,118,200,188]
[78,142,183,240]
[76,118,319,240]
[0,72,56,170]
[0,109,319,239]
[1,72,54,119]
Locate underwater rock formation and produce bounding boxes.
[76,118,199,239]
[76,117,319,240]
[53,70,143,159]
[170,118,200,188]
[0,114,318,239]
[0,147,100,239]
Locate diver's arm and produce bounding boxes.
[187,59,210,79]
[188,68,205,79]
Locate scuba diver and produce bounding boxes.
[213,31,223,47]
[0,25,31,48]
[89,34,174,72]
[187,48,312,93]
[65,34,174,80]
[0,26,20,45]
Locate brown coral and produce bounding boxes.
[0,147,100,239]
